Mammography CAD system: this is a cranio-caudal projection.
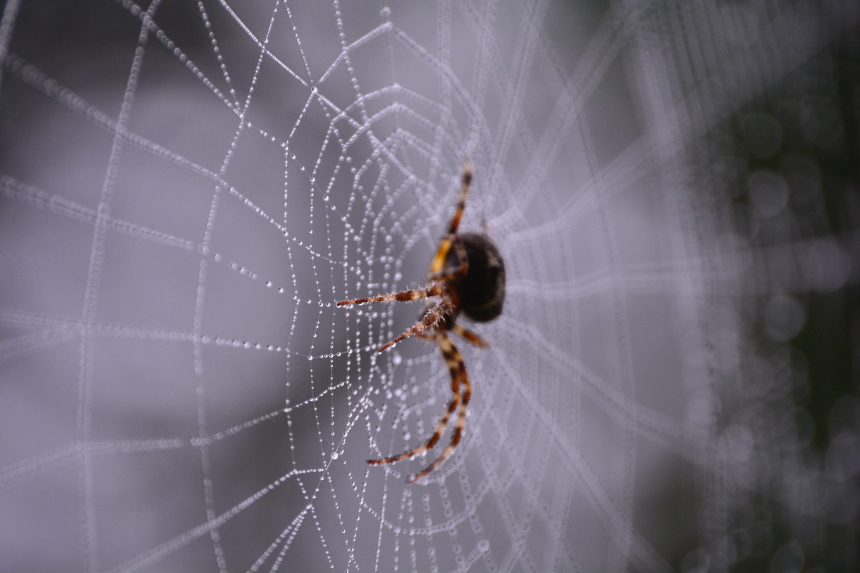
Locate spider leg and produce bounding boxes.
[429,236,469,282]
[447,162,473,235]
[337,284,444,307]
[367,333,462,467]
[429,235,454,277]
[407,334,472,484]
[378,301,450,353]
[429,163,473,276]
[451,324,489,348]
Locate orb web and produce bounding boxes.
[1,1,858,572]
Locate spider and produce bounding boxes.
[337,163,506,483]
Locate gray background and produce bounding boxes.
[1,1,859,571]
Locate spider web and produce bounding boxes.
[1,1,858,572]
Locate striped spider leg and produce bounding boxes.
[367,331,475,483]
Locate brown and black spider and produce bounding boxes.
[337,163,506,483]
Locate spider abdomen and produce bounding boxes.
[450,233,506,322]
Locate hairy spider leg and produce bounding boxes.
[430,162,473,276]
[336,283,444,307]
[378,299,453,353]
[367,332,462,468]
[408,333,472,484]
[451,324,489,348]
[429,235,469,282]
[418,324,487,348]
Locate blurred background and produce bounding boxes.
[1,1,859,571]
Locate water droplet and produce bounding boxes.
[331,451,339,460]
[380,6,391,18]
[748,170,788,218]
[763,294,806,342]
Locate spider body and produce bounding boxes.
[337,163,504,483]
[445,232,505,323]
